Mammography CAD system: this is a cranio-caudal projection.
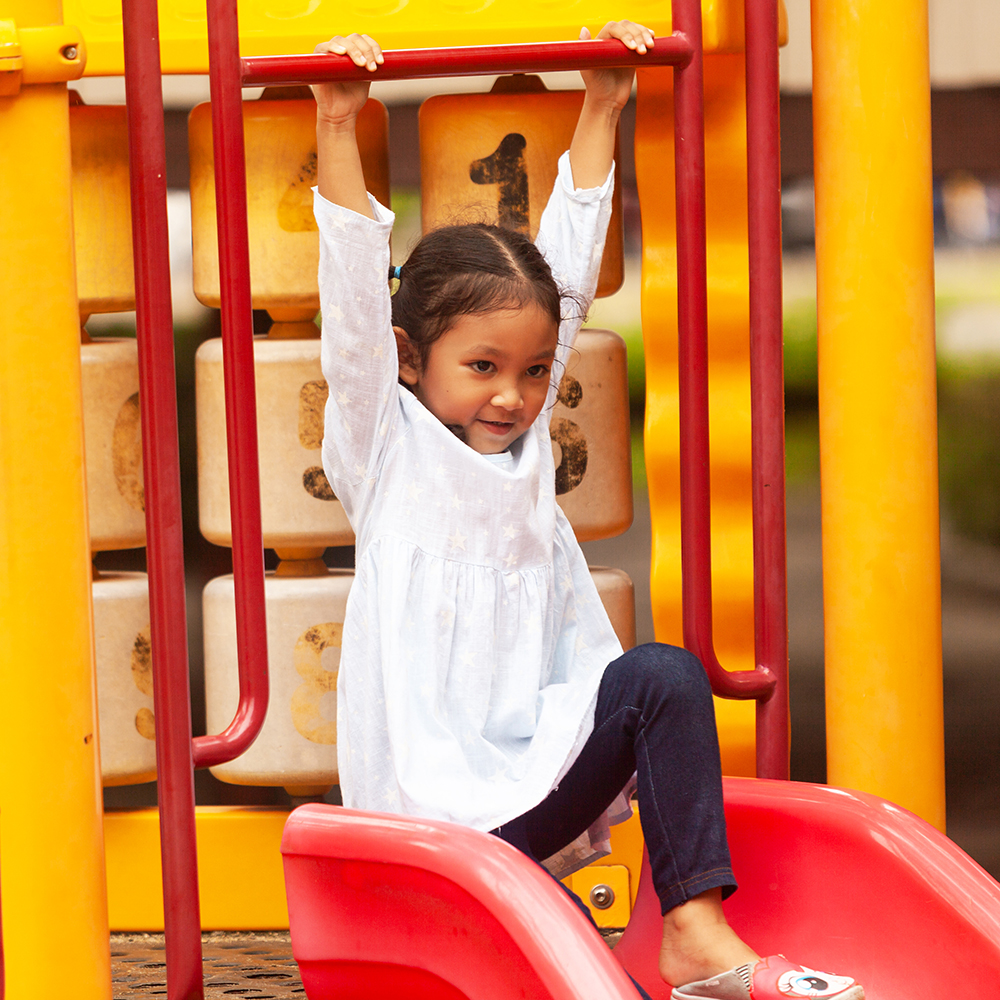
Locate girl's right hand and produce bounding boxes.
[312,34,384,127]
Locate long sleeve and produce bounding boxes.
[534,151,616,380]
[315,189,399,528]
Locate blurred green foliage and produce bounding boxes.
[783,301,819,407]
[938,362,1000,546]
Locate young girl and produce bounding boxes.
[312,24,863,1000]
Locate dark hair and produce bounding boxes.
[391,223,572,371]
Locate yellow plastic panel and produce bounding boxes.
[420,81,623,298]
[601,808,644,907]
[189,93,388,315]
[66,0,753,77]
[558,807,642,912]
[105,807,291,930]
[635,57,756,777]
[566,864,631,928]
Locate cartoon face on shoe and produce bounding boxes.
[396,303,559,455]
[777,968,857,998]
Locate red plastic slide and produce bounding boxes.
[616,778,1000,998]
[282,778,1000,1000]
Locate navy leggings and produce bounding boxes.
[493,643,737,915]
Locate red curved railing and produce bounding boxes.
[672,0,780,709]
[121,0,787,995]
[191,0,272,773]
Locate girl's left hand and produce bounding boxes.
[579,20,655,111]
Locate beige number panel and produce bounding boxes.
[590,566,636,652]
[552,329,633,542]
[203,566,633,789]
[70,99,134,317]
[196,337,354,549]
[197,329,630,549]
[93,572,156,786]
[81,339,146,551]
[189,94,389,317]
[419,82,623,298]
[203,569,354,793]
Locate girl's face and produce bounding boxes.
[396,303,559,455]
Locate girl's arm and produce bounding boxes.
[312,33,383,219]
[312,34,399,515]
[568,20,654,189]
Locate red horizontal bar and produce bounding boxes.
[241,35,692,87]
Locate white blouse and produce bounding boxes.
[317,152,625,840]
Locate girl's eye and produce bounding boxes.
[471,360,494,373]
[527,364,550,378]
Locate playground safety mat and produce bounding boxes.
[111,932,305,999]
[111,927,624,997]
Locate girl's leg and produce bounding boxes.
[504,643,757,986]
[498,645,864,999]
[525,643,736,909]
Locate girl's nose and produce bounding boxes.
[491,385,522,410]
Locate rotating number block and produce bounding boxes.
[93,572,156,786]
[591,566,636,652]
[552,329,633,542]
[419,81,623,297]
[189,94,389,316]
[203,569,353,791]
[81,338,145,550]
[70,98,134,316]
[196,337,353,548]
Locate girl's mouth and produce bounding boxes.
[480,419,514,434]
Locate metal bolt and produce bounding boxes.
[62,45,79,61]
[589,884,615,910]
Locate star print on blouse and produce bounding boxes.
[448,530,467,551]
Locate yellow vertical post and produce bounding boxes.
[0,1,113,996]
[811,0,945,828]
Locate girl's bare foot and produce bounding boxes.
[658,888,760,987]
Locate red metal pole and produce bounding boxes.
[672,0,777,703]
[120,1,204,997]
[745,0,790,778]
[195,0,270,772]
[241,36,693,86]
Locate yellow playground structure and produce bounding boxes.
[0,0,959,997]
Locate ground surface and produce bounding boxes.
[110,930,625,997]
[111,933,305,999]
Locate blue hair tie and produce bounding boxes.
[390,265,402,281]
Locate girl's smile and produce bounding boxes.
[396,303,559,454]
